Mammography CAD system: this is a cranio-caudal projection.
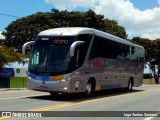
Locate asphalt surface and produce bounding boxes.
[0,85,160,120]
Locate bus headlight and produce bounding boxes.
[27,76,32,80]
[61,79,66,82]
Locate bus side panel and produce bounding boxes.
[85,58,144,90]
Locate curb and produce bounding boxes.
[0,88,27,91]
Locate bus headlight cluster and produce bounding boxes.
[61,79,66,82]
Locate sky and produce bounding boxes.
[0,0,160,40]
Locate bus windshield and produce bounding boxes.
[29,36,75,75]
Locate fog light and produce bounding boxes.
[64,87,68,90]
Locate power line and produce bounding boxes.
[0,12,19,18]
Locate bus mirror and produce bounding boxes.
[70,41,85,57]
[22,41,35,55]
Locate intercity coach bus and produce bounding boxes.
[22,27,145,96]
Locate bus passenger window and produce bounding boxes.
[131,47,135,54]
[89,37,101,60]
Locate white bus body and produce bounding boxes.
[24,27,145,95]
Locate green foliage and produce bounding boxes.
[0,46,23,70]
[2,12,54,51]
[50,9,105,30]
[0,39,5,45]
[2,9,127,51]
[104,19,127,39]
[51,9,85,27]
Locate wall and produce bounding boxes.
[0,68,27,88]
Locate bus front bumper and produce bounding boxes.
[27,79,85,93]
[27,78,71,93]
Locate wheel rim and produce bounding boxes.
[86,83,92,95]
[129,81,132,90]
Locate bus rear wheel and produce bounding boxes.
[127,79,133,91]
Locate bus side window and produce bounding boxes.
[139,49,145,62]
[89,37,102,60]
[131,46,135,54]
[89,36,117,60]
[131,47,139,62]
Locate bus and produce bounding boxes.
[22,27,145,96]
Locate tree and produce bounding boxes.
[2,12,55,51]
[50,9,105,31]
[2,9,127,51]
[131,37,160,84]
[104,19,127,39]
[0,46,23,70]
[83,10,105,31]
[51,9,85,27]
[0,39,5,45]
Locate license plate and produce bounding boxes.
[40,86,48,90]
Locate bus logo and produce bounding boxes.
[2,112,11,118]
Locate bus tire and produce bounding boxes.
[85,80,95,96]
[127,79,133,91]
[49,92,58,96]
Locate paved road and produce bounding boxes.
[0,85,160,120]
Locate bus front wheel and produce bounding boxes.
[85,80,95,96]
[49,92,58,96]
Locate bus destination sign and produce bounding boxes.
[53,39,68,45]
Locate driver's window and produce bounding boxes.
[74,44,85,68]
[31,50,39,65]
[73,34,92,68]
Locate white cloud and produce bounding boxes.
[45,0,98,10]
[141,33,160,40]
[0,31,5,39]
[45,0,160,40]
[95,0,160,40]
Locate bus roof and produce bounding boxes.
[38,27,143,49]
[38,27,93,36]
